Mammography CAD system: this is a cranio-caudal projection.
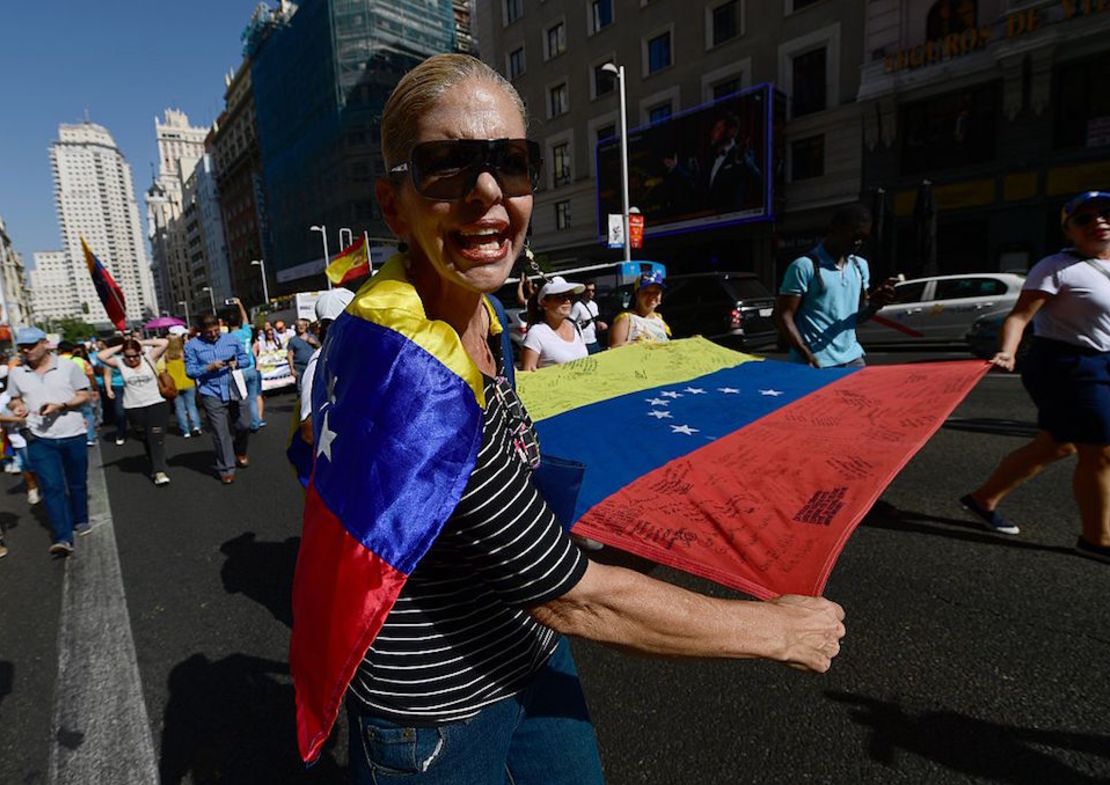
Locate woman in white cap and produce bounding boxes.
[520,276,588,371]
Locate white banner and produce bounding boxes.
[607,214,624,248]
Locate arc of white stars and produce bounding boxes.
[645,397,670,406]
[670,424,699,435]
[718,387,740,394]
[316,411,338,461]
[759,389,784,397]
[647,410,673,420]
[683,387,706,395]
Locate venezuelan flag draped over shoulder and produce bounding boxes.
[80,237,127,330]
[518,339,988,600]
[324,235,371,285]
[290,254,505,763]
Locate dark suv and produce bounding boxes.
[661,272,778,349]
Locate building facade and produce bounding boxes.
[245,0,460,290]
[476,0,867,284]
[50,121,156,325]
[28,251,76,324]
[858,0,1110,277]
[0,217,32,328]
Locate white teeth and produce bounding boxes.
[460,228,502,237]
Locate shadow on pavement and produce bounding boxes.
[861,502,1076,556]
[219,532,297,628]
[943,417,1039,439]
[159,652,343,785]
[0,661,12,711]
[827,690,1110,784]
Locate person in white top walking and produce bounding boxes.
[98,337,172,486]
[569,280,607,355]
[521,277,589,371]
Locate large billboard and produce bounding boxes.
[596,83,785,240]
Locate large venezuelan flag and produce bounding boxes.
[290,255,506,763]
[518,339,988,600]
[81,237,127,330]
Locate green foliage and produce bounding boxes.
[38,317,97,342]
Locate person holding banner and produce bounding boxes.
[521,276,589,370]
[292,52,845,784]
[609,271,671,347]
[963,191,1110,562]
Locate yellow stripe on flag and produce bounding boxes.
[517,337,761,422]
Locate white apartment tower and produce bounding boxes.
[50,121,157,324]
[29,250,77,323]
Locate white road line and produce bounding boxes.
[48,443,158,785]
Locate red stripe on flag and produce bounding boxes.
[572,361,988,599]
[291,485,407,763]
[870,314,925,338]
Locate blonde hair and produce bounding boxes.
[165,335,185,360]
[381,53,527,170]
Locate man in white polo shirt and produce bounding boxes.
[6,327,92,556]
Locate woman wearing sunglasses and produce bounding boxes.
[962,191,1110,563]
[608,271,671,347]
[97,337,171,486]
[299,53,845,784]
[520,276,589,370]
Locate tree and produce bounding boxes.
[37,317,97,343]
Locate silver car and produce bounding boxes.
[855,272,1026,345]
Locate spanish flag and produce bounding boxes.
[81,237,127,330]
[324,236,370,285]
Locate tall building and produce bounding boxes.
[245,0,460,289]
[476,0,866,284]
[29,251,76,323]
[145,109,208,316]
[858,0,1110,277]
[179,153,234,314]
[0,217,32,328]
[50,121,156,325]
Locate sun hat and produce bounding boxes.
[315,289,355,321]
[167,325,188,337]
[538,276,585,301]
[1061,191,1110,225]
[14,327,46,346]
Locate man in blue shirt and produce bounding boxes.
[777,204,895,368]
[185,313,251,484]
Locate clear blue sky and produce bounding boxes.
[0,1,263,268]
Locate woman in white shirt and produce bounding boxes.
[521,277,589,371]
[98,338,171,486]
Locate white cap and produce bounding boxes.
[168,325,188,336]
[315,288,355,321]
[538,276,585,301]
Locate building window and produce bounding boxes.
[508,47,526,79]
[789,0,822,11]
[647,32,672,74]
[791,135,824,180]
[900,84,997,174]
[597,123,617,144]
[711,1,741,47]
[712,77,741,100]
[549,83,569,117]
[552,142,571,185]
[591,0,613,32]
[648,102,672,124]
[1054,52,1110,150]
[791,47,826,116]
[555,200,571,229]
[504,0,523,24]
[546,22,566,59]
[594,63,615,97]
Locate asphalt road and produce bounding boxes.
[1,352,1108,785]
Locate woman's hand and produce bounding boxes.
[105,388,115,401]
[989,351,1015,372]
[765,595,846,673]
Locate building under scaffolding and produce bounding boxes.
[247,0,459,289]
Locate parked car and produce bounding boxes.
[661,272,778,349]
[855,272,1025,346]
[965,309,1034,367]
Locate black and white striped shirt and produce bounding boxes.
[348,375,587,723]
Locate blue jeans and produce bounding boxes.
[243,367,262,429]
[173,387,202,434]
[82,403,97,442]
[26,435,88,545]
[347,637,604,785]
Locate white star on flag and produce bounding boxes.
[718,387,740,394]
[647,410,673,419]
[661,391,683,399]
[316,411,338,461]
[670,424,699,435]
[645,397,670,406]
[327,373,339,405]
[683,387,706,395]
[759,389,784,397]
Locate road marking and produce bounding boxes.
[48,443,158,785]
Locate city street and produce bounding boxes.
[1,350,1108,785]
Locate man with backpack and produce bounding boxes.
[776,204,896,368]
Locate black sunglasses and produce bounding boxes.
[390,138,542,200]
[1070,208,1110,228]
[123,354,141,360]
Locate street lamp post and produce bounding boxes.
[201,286,215,315]
[338,227,353,249]
[177,300,190,329]
[310,225,333,290]
[601,62,631,264]
[251,259,270,306]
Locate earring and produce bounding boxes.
[398,240,409,254]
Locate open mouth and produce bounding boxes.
[453,226,511,261]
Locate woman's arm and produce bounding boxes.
[520,347,540,371]
[97,345,122,368]
[609,313,630,347]
[991,290,1050,371]
[143,338,169,362]
[531,559,844,672]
